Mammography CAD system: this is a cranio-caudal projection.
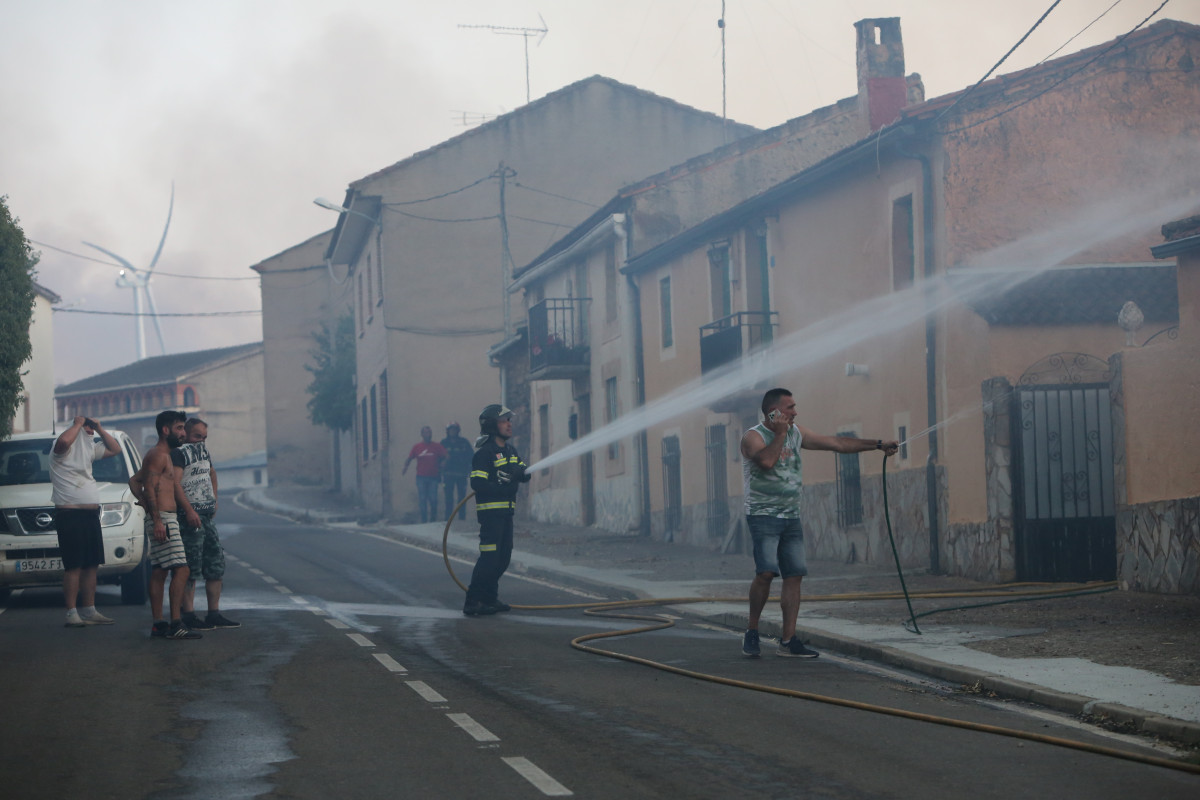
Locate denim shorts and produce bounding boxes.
[747,515,808,578]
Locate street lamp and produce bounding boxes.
[313,197,381,226]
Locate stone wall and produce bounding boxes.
[1117,497,1200,594]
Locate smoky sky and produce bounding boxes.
[2,0,1195,385]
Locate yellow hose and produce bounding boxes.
[442,493,1199,776]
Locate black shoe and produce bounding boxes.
[462,600,496,617]
[486,600,512,613]
[205,612,241,629]
[150,620,169,638]
[167,621,202,640]
[182,612,215,631]
[777,637,819,658]
[742,629,761,657]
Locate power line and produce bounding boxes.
[1038,0,1126,64]
[940,0,1172,135]
[509,181,600,208]
[29,239,259,281]
[391,209,499,224]
[54,308,260,317]
[381,174,495,207]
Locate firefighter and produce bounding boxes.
[463,404,530,616]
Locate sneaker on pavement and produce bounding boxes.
[150,621,169,638]
[182,612,215,631]
[742,629,761,657]
[64,609,86,628]
[777,637,819,658]
[166,621,202,640]
[462,600,495,617]
[80,610,115,625]
[205,612,241,629]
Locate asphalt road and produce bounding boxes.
[2,502,1197,799]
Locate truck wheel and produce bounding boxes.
[121,545,150,605]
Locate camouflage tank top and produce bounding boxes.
[742,423,803,518]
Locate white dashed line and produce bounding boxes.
[274,585,293,594]
[346,633,375,647]
[447,713,499,742]
[262,575,278,584]
[405,681,447,703]
[372,653,408,673]
[248,568,264,575]
[502,757,573,796]
[288,595,308,604]
[308,607,326,615]
[325,619,350,630]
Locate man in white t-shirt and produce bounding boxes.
[50,416,122,628]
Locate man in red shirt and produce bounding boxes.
[402,426,447,523]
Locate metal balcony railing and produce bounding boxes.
[529,297,591,379]
[699,310,777,374]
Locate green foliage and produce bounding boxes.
[305,312,355,432]
[0,196,38,440]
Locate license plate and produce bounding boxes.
[16,558,63,572]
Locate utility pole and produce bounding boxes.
[494,162,517,339]
[718,2,728,142]
[458,16,549,104]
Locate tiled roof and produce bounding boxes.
[956,265,1178,326]
[56,342,263,395]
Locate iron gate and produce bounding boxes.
[661,436,682,538]
[1012,384,1116,581]
[705,425,729,540]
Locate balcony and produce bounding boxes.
[699,310,777,374]
[528,297,591,380]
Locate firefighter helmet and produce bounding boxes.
[478,404,513,436]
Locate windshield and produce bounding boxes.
[0,438,129,487]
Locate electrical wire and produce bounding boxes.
[1038,0,1126,64]
[390,209,499,224]
[28,239,259,281]
[53,308,260,317]
[509,182,600,208]
[381,174,494,207]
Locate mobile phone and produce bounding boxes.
[767,410,779,422]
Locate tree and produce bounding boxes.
[0,196,38,440]
[305,313,355,432]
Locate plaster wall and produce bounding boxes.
[187,351,267,464]
[14,292,56,434]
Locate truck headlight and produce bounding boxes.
[100,502,132,527]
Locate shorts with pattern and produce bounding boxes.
[180,512,225,581]
[747,515,808,578]
[147,512,188,570]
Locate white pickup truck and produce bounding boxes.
[0,429,150,604]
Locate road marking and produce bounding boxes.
[373,653,408,673]
[288,595,308,604]
[248,568,263,575]
[274,585,293,594]
[447,713,500,742]
[502,757,573,796]
[405,680,447,703]
[347,633,375,647]
[262,575,278,584]
[309,608,328,616]
[325,618,350,630]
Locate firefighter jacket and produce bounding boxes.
[469,437,530,518]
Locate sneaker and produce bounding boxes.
[205,612,241,629]
[64,609,86,628]
[80,610,115,625]
[462,600,495,617]
[777,637,820,659]
[485,600,512,613]
[182,612,215,631]
[742,629,761,657]
[150,621,169,638]
[166,621,202,640]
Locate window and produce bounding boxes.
[183,387,195,407]
[366,253,374,317]
[605,377,619,459]
[369,384,378,455]
[661,436,682,534]
[538,404,550,459]
[378,371,388,442]
[898,425,908,461]
[892,195,915,290]
[123,396,132,413]
[376,242,384,305]
[357,273,365,334]
[708,244,732,320]
[835,431,863,527]
[604,243,618,322]
[361,397,369,462]
[659,276,673,349]
[253,469,263,485]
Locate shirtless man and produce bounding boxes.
[129,410,202,639]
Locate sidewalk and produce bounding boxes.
[241,486,1200,747]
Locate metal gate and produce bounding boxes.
[661,436,682,539]
[705,425,729,540]
[1012,384,1116,581]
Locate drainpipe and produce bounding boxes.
[895,137,942,574]
[619,215,652,537]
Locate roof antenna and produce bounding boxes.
[458,14,549,104]
[718,1,728,143]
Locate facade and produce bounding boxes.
[318,75,758,521]
[619,20,1199,589]
[252,230,357,491]
[506,18,923,533]
[10,282,61,435]
[54,342,266,461]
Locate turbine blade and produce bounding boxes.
[145,285,168,354]
[81,241,136,272]
[147,181,174,274]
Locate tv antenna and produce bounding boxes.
[82,182,173,361]
[458,14,548,104]
[451,110,499,128]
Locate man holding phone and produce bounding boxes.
[50,416,122,627]
[739,388,898,658]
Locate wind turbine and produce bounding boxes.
[83,183,173,361]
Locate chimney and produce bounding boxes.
[855,18,907,132]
